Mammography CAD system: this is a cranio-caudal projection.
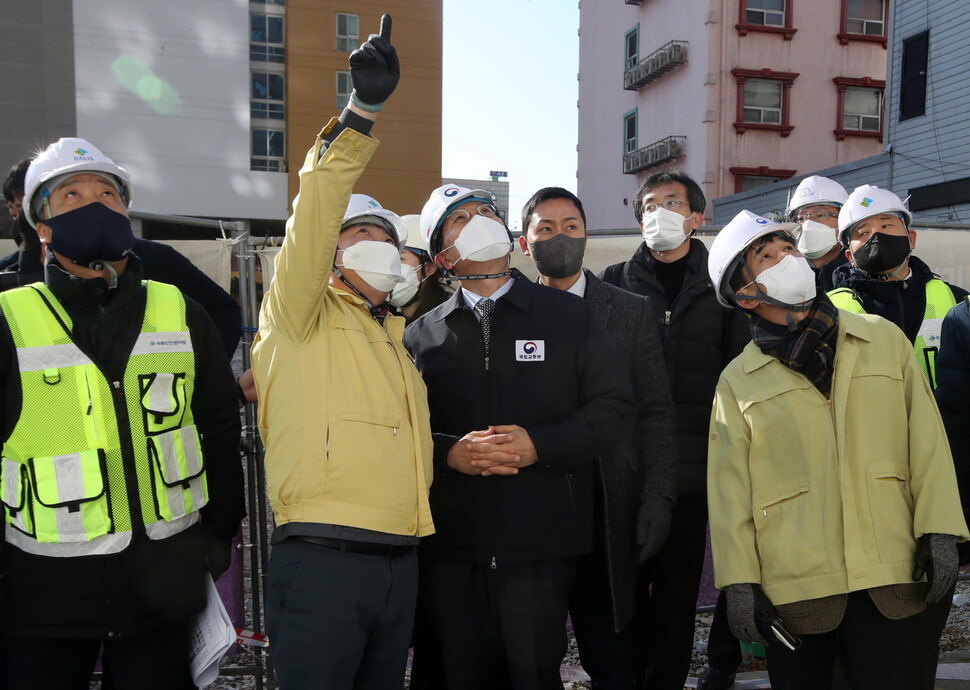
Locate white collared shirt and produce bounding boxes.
[565,271,587,299]
[461,279,516,321]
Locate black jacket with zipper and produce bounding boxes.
[403,271,636,566]
[0,257,245,639]
[600,239,750,498]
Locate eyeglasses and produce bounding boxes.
[795,210,838,223]
[642,199,690,214]
[445,203,498,228]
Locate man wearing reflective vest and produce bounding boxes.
[0,138,245,688]
[828,185,967,389]
[827,184,967,688]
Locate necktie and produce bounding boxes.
[476,298,495,354]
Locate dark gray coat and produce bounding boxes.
[583,270,678,629]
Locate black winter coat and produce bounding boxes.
[403,272,637,566]
[600,239,750,498]
[0,258,245,638]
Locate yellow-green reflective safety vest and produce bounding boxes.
[828,278,957,389]
[0,281,208,558]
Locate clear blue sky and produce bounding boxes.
[441,0,580,232]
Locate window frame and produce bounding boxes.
[336,71,352,109]
[732,68,799,136]
[737,0,797,40]
[250,12,285,63]
[838,0,888,47]
[251,70,285,121]
[336,13,359,52]
[625,25,639,70]
[729,166,797,194]
[251,127,286,172]
[833,76,885,141]
[900,31,929,122]
[623,109,638,156]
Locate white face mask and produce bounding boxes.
[796,219,839,260]
[444,215,512,263]
[641,207,691,251]
[336,241,403,294]
[388,263,421,307]
[753,254,817,307]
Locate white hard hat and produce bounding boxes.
[709,210,800,308]
[24,137,132,229]
[420,184,494,255]
[342,194,405,248]
[838,185,912,246]
[786,175,848,217]
[400,214,429,256]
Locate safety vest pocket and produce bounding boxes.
[139,372,187,435]
[147,424,208,522]
[27,450,112,543]
[1,457,32,537]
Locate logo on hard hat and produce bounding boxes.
[755,217,769,225]
[443,187,460,197]
[799,188,813,197]
[75,148,87,156]
[367,199,379,208]
[861,197,872,208]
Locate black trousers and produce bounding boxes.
[5,622,193,690]
[706,590,742,673]
[631,494,709,690]
[766,590,921,690]
[421,556,576,690]
[570,544,634,690]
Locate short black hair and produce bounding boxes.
[521,187,587,234]
[3,159,30,204]
[633,169,705,223]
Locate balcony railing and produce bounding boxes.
[623,135,686,174]
[623,40,688,90]
[624,0,643,4]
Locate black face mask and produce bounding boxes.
[528,234,586,280]
[853,232,912,275]
[43,202,134,268]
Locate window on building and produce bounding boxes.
[251,13,284,63]
[833,77,885,140]
[623,110,637,155]
[838,0,887,45]
[336,13,359,52]
[625,26,639,70]
[252,0,285,4]
[252,129,285,172]
[732,68,798,136]
[737,0,796,39]
[742,79,782,124]
[900,31,929,122]
[336,71,352,109]
[745,0,785,26]
[730,166,796,194]
[843,87,882,131]
[251,71,285,120]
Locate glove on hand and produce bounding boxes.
[636,494,673,563]
[725,583,775,647]
[206,535,234,580]
[349,14,400,112]
[912,533,959,603]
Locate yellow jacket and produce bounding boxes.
[251,125,434,537]
[709,310,967,606]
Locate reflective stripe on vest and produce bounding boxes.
[827,279,957,388]
[0,281,207,557]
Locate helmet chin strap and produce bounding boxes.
[332,265,389,319]
[446,254,513,282]
[728,256,816,313]
[852,249,912,282]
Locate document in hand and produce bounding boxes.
[188,574,236,687]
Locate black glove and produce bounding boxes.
[349,14,400,112]
[725,583,776,647]
[912,533,959,603]
[636,494,673,563]
[206,534,234,580]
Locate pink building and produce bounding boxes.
[578,0,889,229]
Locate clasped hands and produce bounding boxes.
[446,425,537,476]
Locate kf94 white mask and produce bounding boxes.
[388,264,421,307]
[796,219,838,260]
[337,241,403,293]
[754,254,817,307]
[641,207,691,252]
[447,215,512,262]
